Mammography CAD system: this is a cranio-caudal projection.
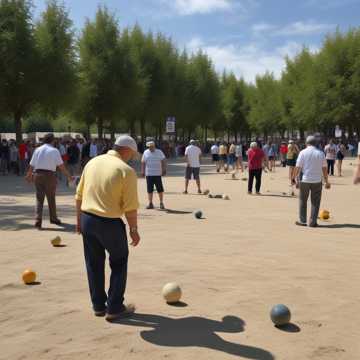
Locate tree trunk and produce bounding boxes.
[140,118,146,144]
[14,111,23,145]
[97,117,103,139]
[204,127,208,143]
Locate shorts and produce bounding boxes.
[336,152,344,161]
[220,154,228,162]
[185,167,200,180]
[228,153,237,165]
[268,156,275,161]
[287,159,296,167]
[212,154,219,162]
[146,176,164,193]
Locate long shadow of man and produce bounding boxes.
[115,313,274,359]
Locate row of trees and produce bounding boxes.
[1,0,360,144]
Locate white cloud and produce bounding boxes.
[187,38,316,83]
[172,0,232,15]
[275,21,334,36]
[252,20,334,37]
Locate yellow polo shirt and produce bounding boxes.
[75,150,139,218]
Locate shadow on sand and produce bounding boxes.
[113,313,274,359]
[317,223,360,229]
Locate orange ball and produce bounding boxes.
[319,210,330,220]
[22,269,36,284]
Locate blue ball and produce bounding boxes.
[270,304,291,326]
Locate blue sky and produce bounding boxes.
[33,0,360,82]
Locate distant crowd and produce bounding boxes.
[0,136,358,177]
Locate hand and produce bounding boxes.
[325,182,331,189]
[25,172,33,183]
[354,177,360,185]
[162,171,167,176]
[141,173,145,178]
[129,230,140,247]
[76,215,81,234]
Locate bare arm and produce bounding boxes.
[354,158,360,184]
[141,161,145,177]
[25,165,34,182]
[76,199,82,234]
[125,210,140,246]
[161,159,167,176]
[58,164,72,180]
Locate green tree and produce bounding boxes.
[34,0,77,117]
[0,0,39,143]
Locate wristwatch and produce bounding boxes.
[129,227,138,234]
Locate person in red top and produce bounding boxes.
[280,141,288,168]
[247,142,265,195]
[18,141,28,175]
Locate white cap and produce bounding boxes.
[114,135,138,153]
[146,141,155,147]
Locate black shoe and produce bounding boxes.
[160,203,165,210]
[94,309,107,317]
[309,223,318,228]
[295,221,307,227]
[50,219,62,226]
[146,203,154,210]
[105,304,136,322]
[35,221,42,230]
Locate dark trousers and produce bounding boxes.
[299,182,322,226]
[34,171,58,222]
[81,212,128,314]
[248,168,262,193]
[327,160,335,176]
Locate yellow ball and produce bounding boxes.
[22,269,36,284]
[319,210,330,220]
[51,236,62,246]
[162,283,182,304]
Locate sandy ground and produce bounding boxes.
[1,158,360,360]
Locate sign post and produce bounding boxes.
[166,117,176,135]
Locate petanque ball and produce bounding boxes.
[203,189,210,195]
[270,304,291,326]
[222,194,230,200]
[194,210,203,219]
[162,282,182,304]
[319,209,330,220]
[22,269,37,285]
[51,236,62,247]
[208,194,213,198]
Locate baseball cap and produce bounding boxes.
[146,141,155,147]
[114,135,138,153]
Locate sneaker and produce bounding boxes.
[248,191,252,195]
[160,203,165,210]
[105,304,136,322]
[146,203,154,210]
[255,192,261,196]
[295,221,307,227]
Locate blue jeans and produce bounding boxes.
[81,212,128,314]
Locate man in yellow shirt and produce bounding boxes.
[76,135,140,322]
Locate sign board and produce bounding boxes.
[335,126,342,138]
[166,117,176,134]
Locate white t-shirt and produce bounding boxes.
[296,146,327,183]
[235,145,242,157]
[211,145,219,155]
[142,149,165,176]
[30,144,63,172]
[324,144,337,160]
[185,145,201,168]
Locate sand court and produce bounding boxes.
[1,159,360,360]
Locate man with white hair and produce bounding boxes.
[184,139,202,194]
[141,141,166,210]
[293,135,330,228]
[76,135,140,321]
